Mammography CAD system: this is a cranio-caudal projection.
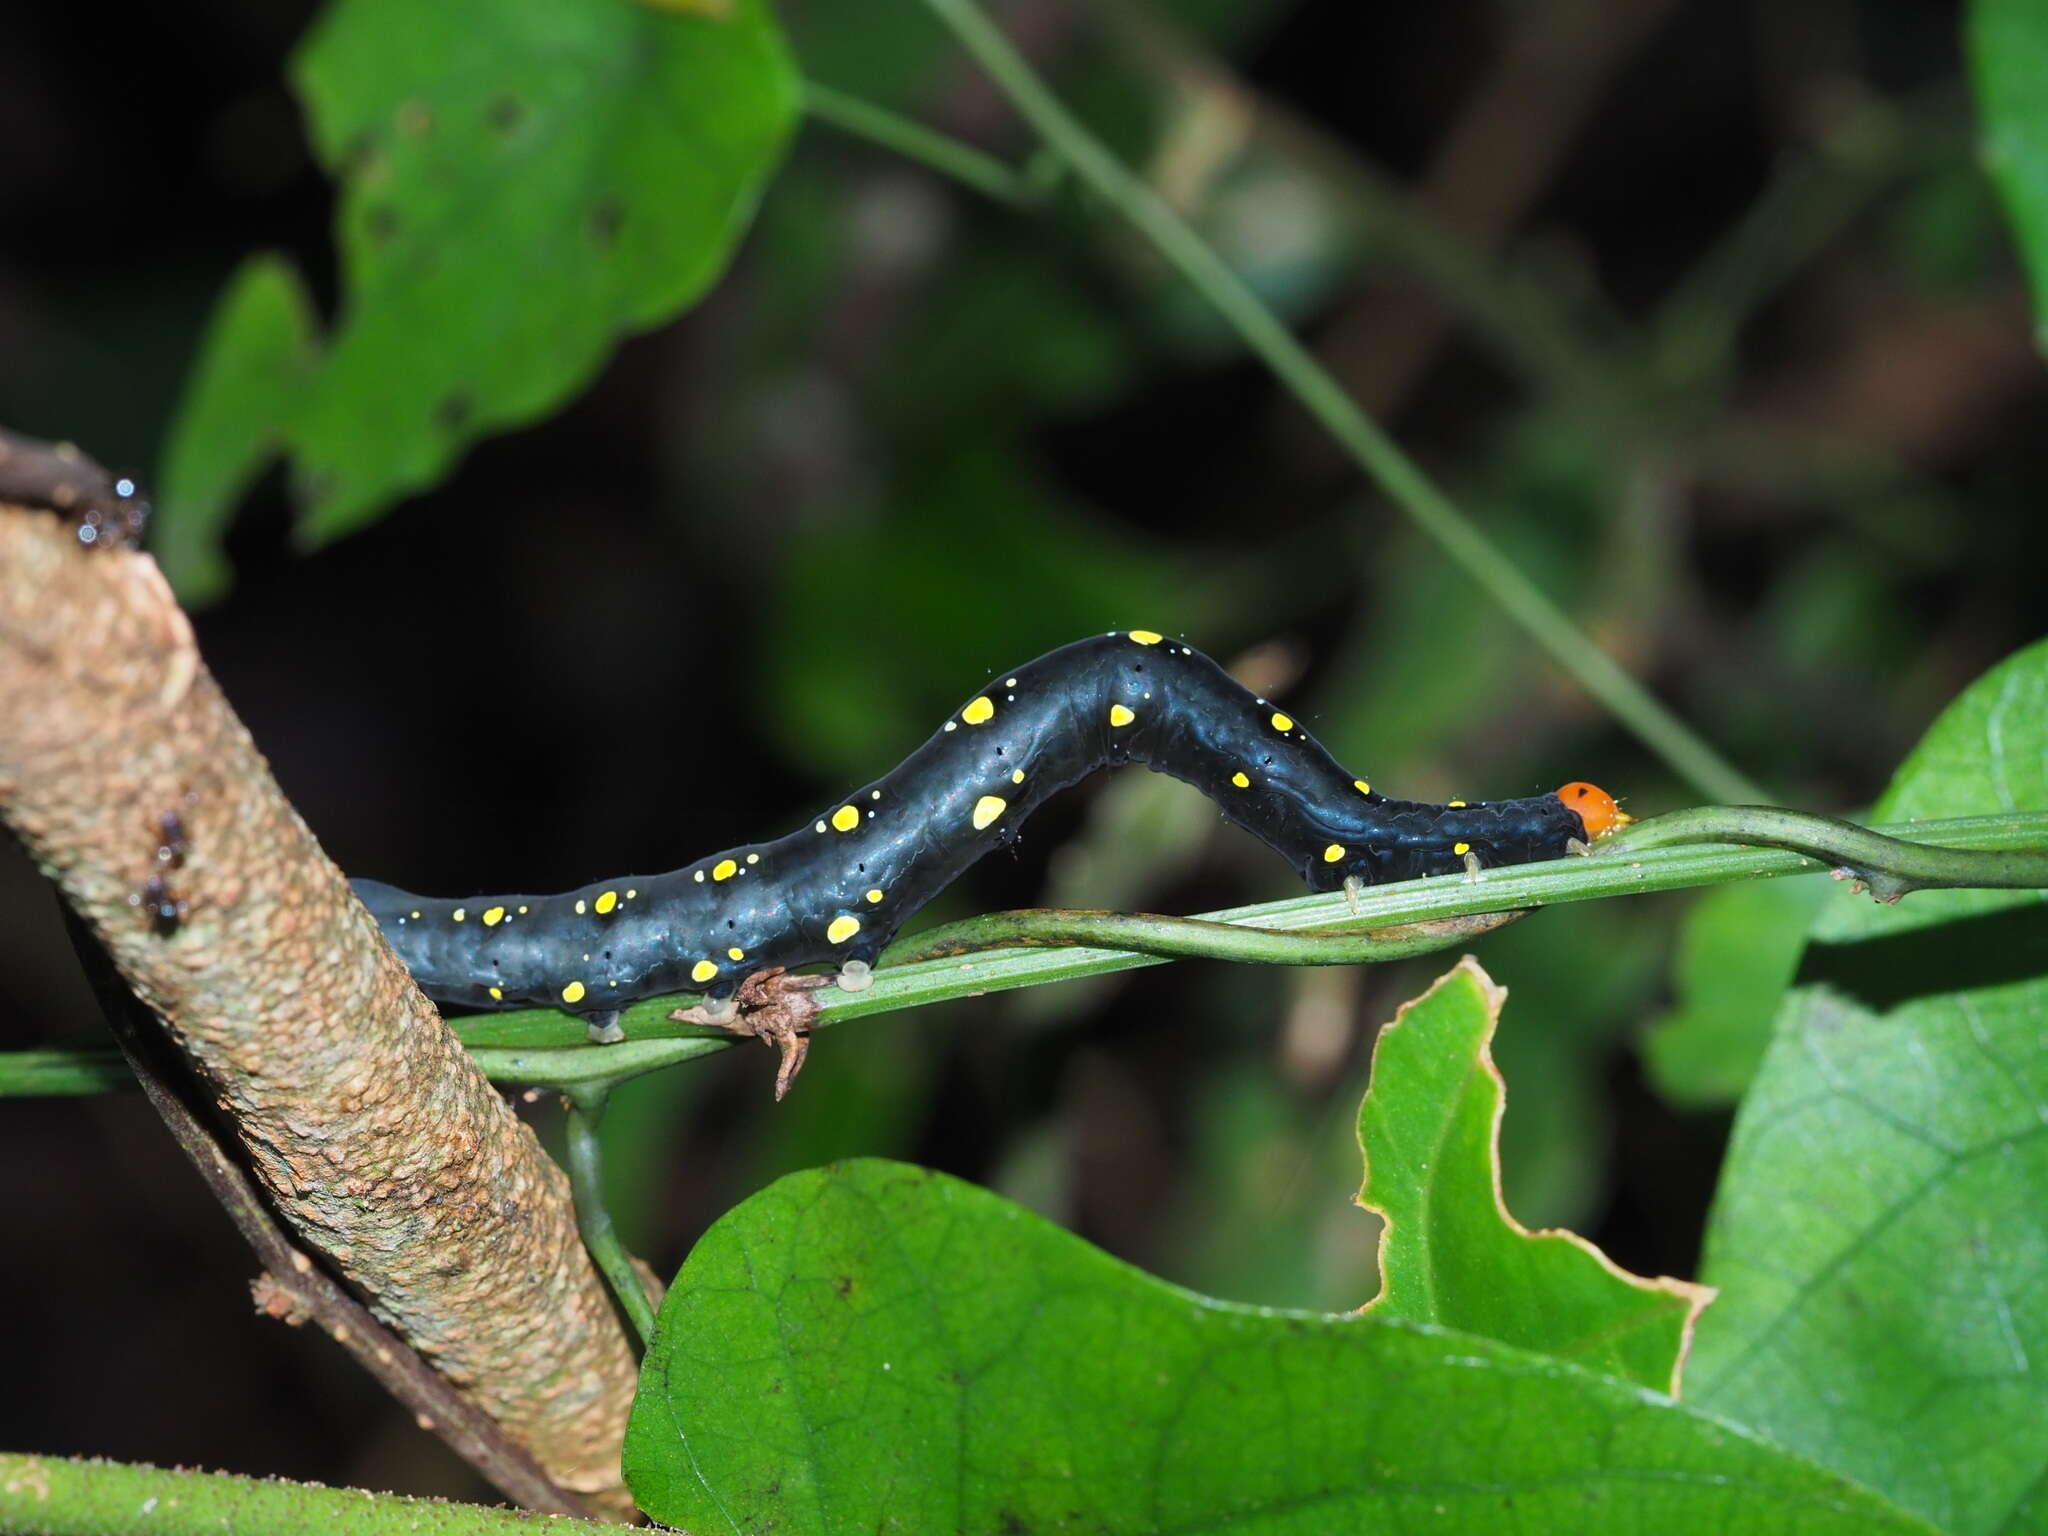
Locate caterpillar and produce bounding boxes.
[353,632,1625,1041]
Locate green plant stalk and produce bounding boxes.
[1591,805,2048,900]
[10,813,2039,1097]
[0,1452,632,1536]
[802,79,1042,205]
[913,0,1763,806]
[562,1090,657,1350]
[0,1048,134,1095]
[883,906,1525,966]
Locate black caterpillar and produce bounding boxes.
[354,633,1625,1039]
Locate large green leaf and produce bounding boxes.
[289,0,797,539]
[1971,0,2048,347]
[1358,958,1710,1394]
[625,1159,1926,1533]
[626,1127,1928,1536]
[1693,637,2048,1535]
[154,0,798,583]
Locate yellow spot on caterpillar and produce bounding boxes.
[627,888,638,899]
[1449,801,1467,809]
[831,804,860,832]
[865,889,884,903]
[1354,780,1371,796]
[482,906,505,927]
[595,889,618,915]
[1129,630,1162,645]
[1454,842,1471,855]
[1232,771,1251,789]
[712,858,738,881]
[728,947,745,961]
[561,981,586,1004]
[827,915,861,945]
[747,853,760,863]
[409,910,421,920]
[691,960,719,984]
[488,986,503,1001]
[1108,704,1135,727]
[1011,769,1025,784]
[452,908,466,922]
[962,696,995,725]
[973,795,1007,830]
[1271,712,1294,733]
[574,899,587,914]
[1323,844,1346,863]
[517,905,529,914]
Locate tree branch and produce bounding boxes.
[0,488,639,1513]
[63,909,591,1517]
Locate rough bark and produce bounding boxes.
[0,506,639,1510]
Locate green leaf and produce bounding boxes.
[1643,876,1824,1109]
[1692,637,2048,1536]
[285,0,798,540]
[1358,958,1710,1394]
[627,1158,1929,1533]
[153,255,320,603]
[1972,0,2048,348]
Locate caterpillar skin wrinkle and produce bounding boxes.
[353,633,1626,1037]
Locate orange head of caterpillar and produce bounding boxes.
[1554,781,1631,840]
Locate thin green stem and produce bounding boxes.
[0,1047,133,1094]
[0,1452,632,1535]
[884,907,1524,967]
[12,813,2040,1097]
[803,79,1044,205]
[1593,805,2048,901]
[914,0,1764,805]
[562,1089,657,1350]
[340,810,2048,1063]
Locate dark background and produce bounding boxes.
[4,0,2043,1502]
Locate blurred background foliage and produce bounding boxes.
[3,0,2045,1505]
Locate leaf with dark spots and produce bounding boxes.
[157,0,798,592]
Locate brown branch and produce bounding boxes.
[63,909,596,1518]
[0,427,151,548]
[0,483,641,1515]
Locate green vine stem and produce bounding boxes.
[883,907,1524,967]
[0,1453,632,1536]
[7,812,2040,1099]
[561,1089,658,1350]
[802,79,1049,206]
[1591,805,2048,902]
[914,0,1765,806]
[0,1048,134,1095]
